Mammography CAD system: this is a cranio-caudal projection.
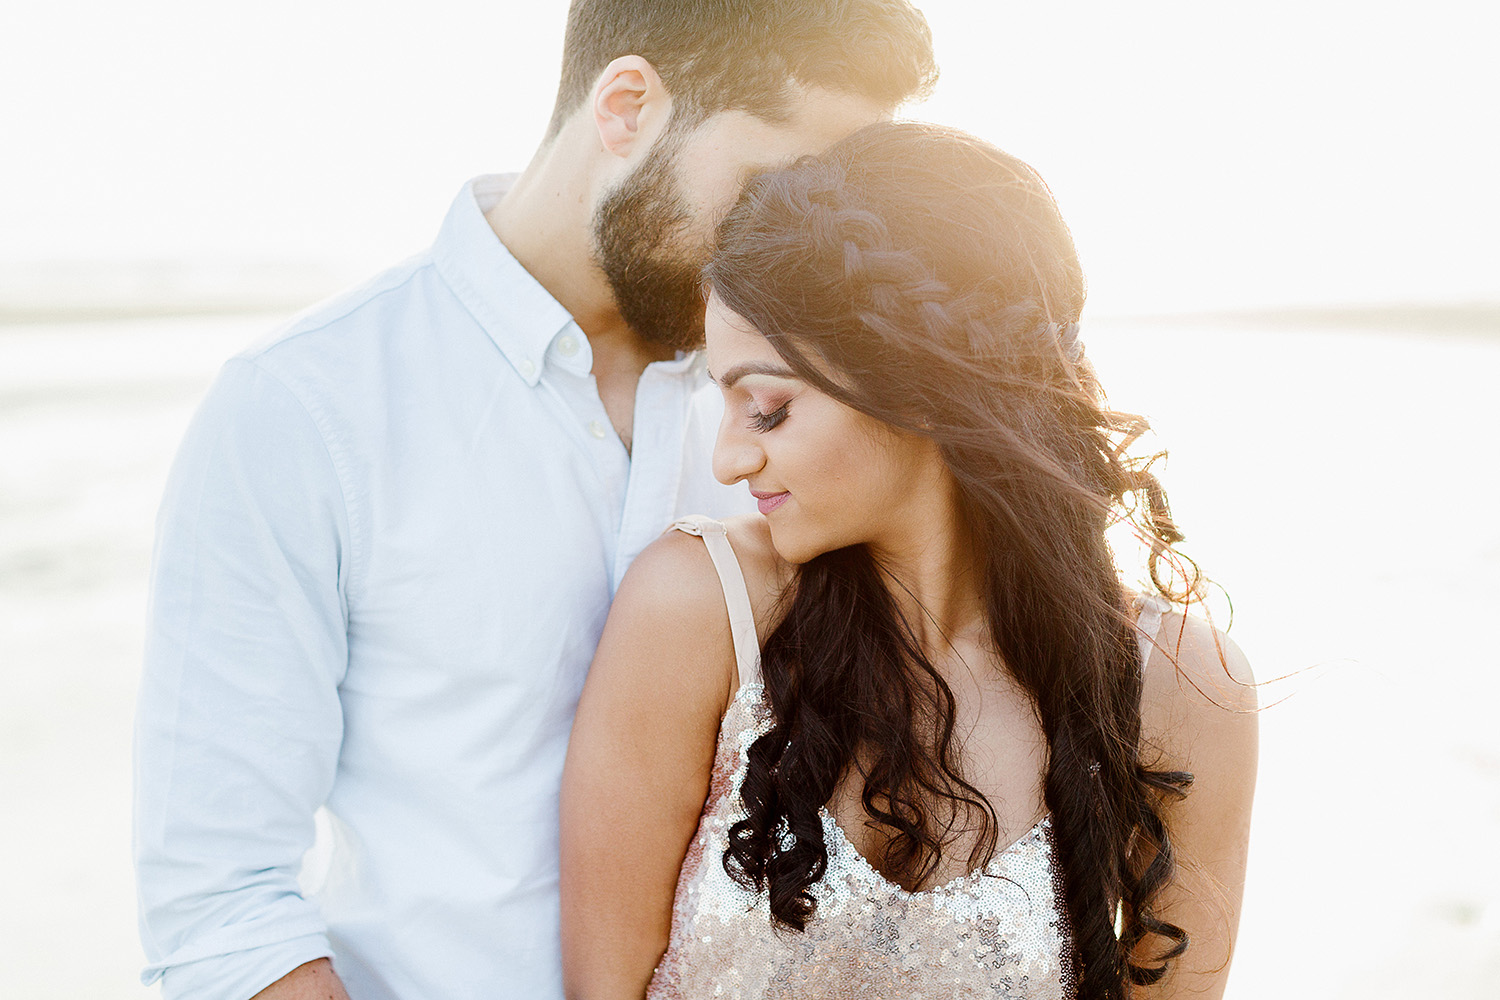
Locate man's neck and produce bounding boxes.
[486,141,622,342]
[484,138,677,451]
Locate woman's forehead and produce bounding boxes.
[704,296,776,367]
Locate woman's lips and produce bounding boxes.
[750,489,790,515]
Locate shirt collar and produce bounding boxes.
[430,175,575,387]
[430,174,708,387]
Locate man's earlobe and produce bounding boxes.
[592,55,670,159]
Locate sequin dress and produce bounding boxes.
[648,517,1168,1000]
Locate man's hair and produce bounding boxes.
[546,0,937,138]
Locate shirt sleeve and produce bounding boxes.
[134,356,352,999]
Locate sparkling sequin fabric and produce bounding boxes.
[645,680,1074,999]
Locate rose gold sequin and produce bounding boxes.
[647,683,1074,999]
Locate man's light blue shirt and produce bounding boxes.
[134,175,753,1000]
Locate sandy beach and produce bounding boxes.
[2,308,1497,998]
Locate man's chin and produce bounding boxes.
[611,287,707,353]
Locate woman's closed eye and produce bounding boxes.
[748,401,790,432]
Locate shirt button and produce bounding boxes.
[588,420,608,439]
[556,335,579,358]
[517,358,537,379]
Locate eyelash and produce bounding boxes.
[748,401,790,432]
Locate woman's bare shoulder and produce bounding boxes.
[621,526,727,610]
[606,527,739,712]
[1139,610,1258,772]
[720,514,797,639]
[1132,610,1258,996]
[1143,611,1257,706]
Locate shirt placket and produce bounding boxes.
[530,328,633,532]
[611,361,691,591]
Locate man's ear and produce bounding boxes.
[591,55,672,160]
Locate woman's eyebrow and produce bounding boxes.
[708,361,799,388]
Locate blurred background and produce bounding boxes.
[2,1,1497,996]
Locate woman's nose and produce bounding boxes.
[712,416,764,486]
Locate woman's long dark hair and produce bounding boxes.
[703,122,1196,999]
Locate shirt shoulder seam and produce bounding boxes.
[242,255,437,362]
[224,355,362,610]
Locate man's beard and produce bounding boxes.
[591,130,710,353]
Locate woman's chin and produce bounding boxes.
[766,525,830,567]
[768,524,840,563]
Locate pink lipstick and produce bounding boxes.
[750,489,790,515]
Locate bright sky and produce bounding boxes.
[2,0,1496,313]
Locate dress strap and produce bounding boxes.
[1133,592,1170,668]
[670,516,762,687]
